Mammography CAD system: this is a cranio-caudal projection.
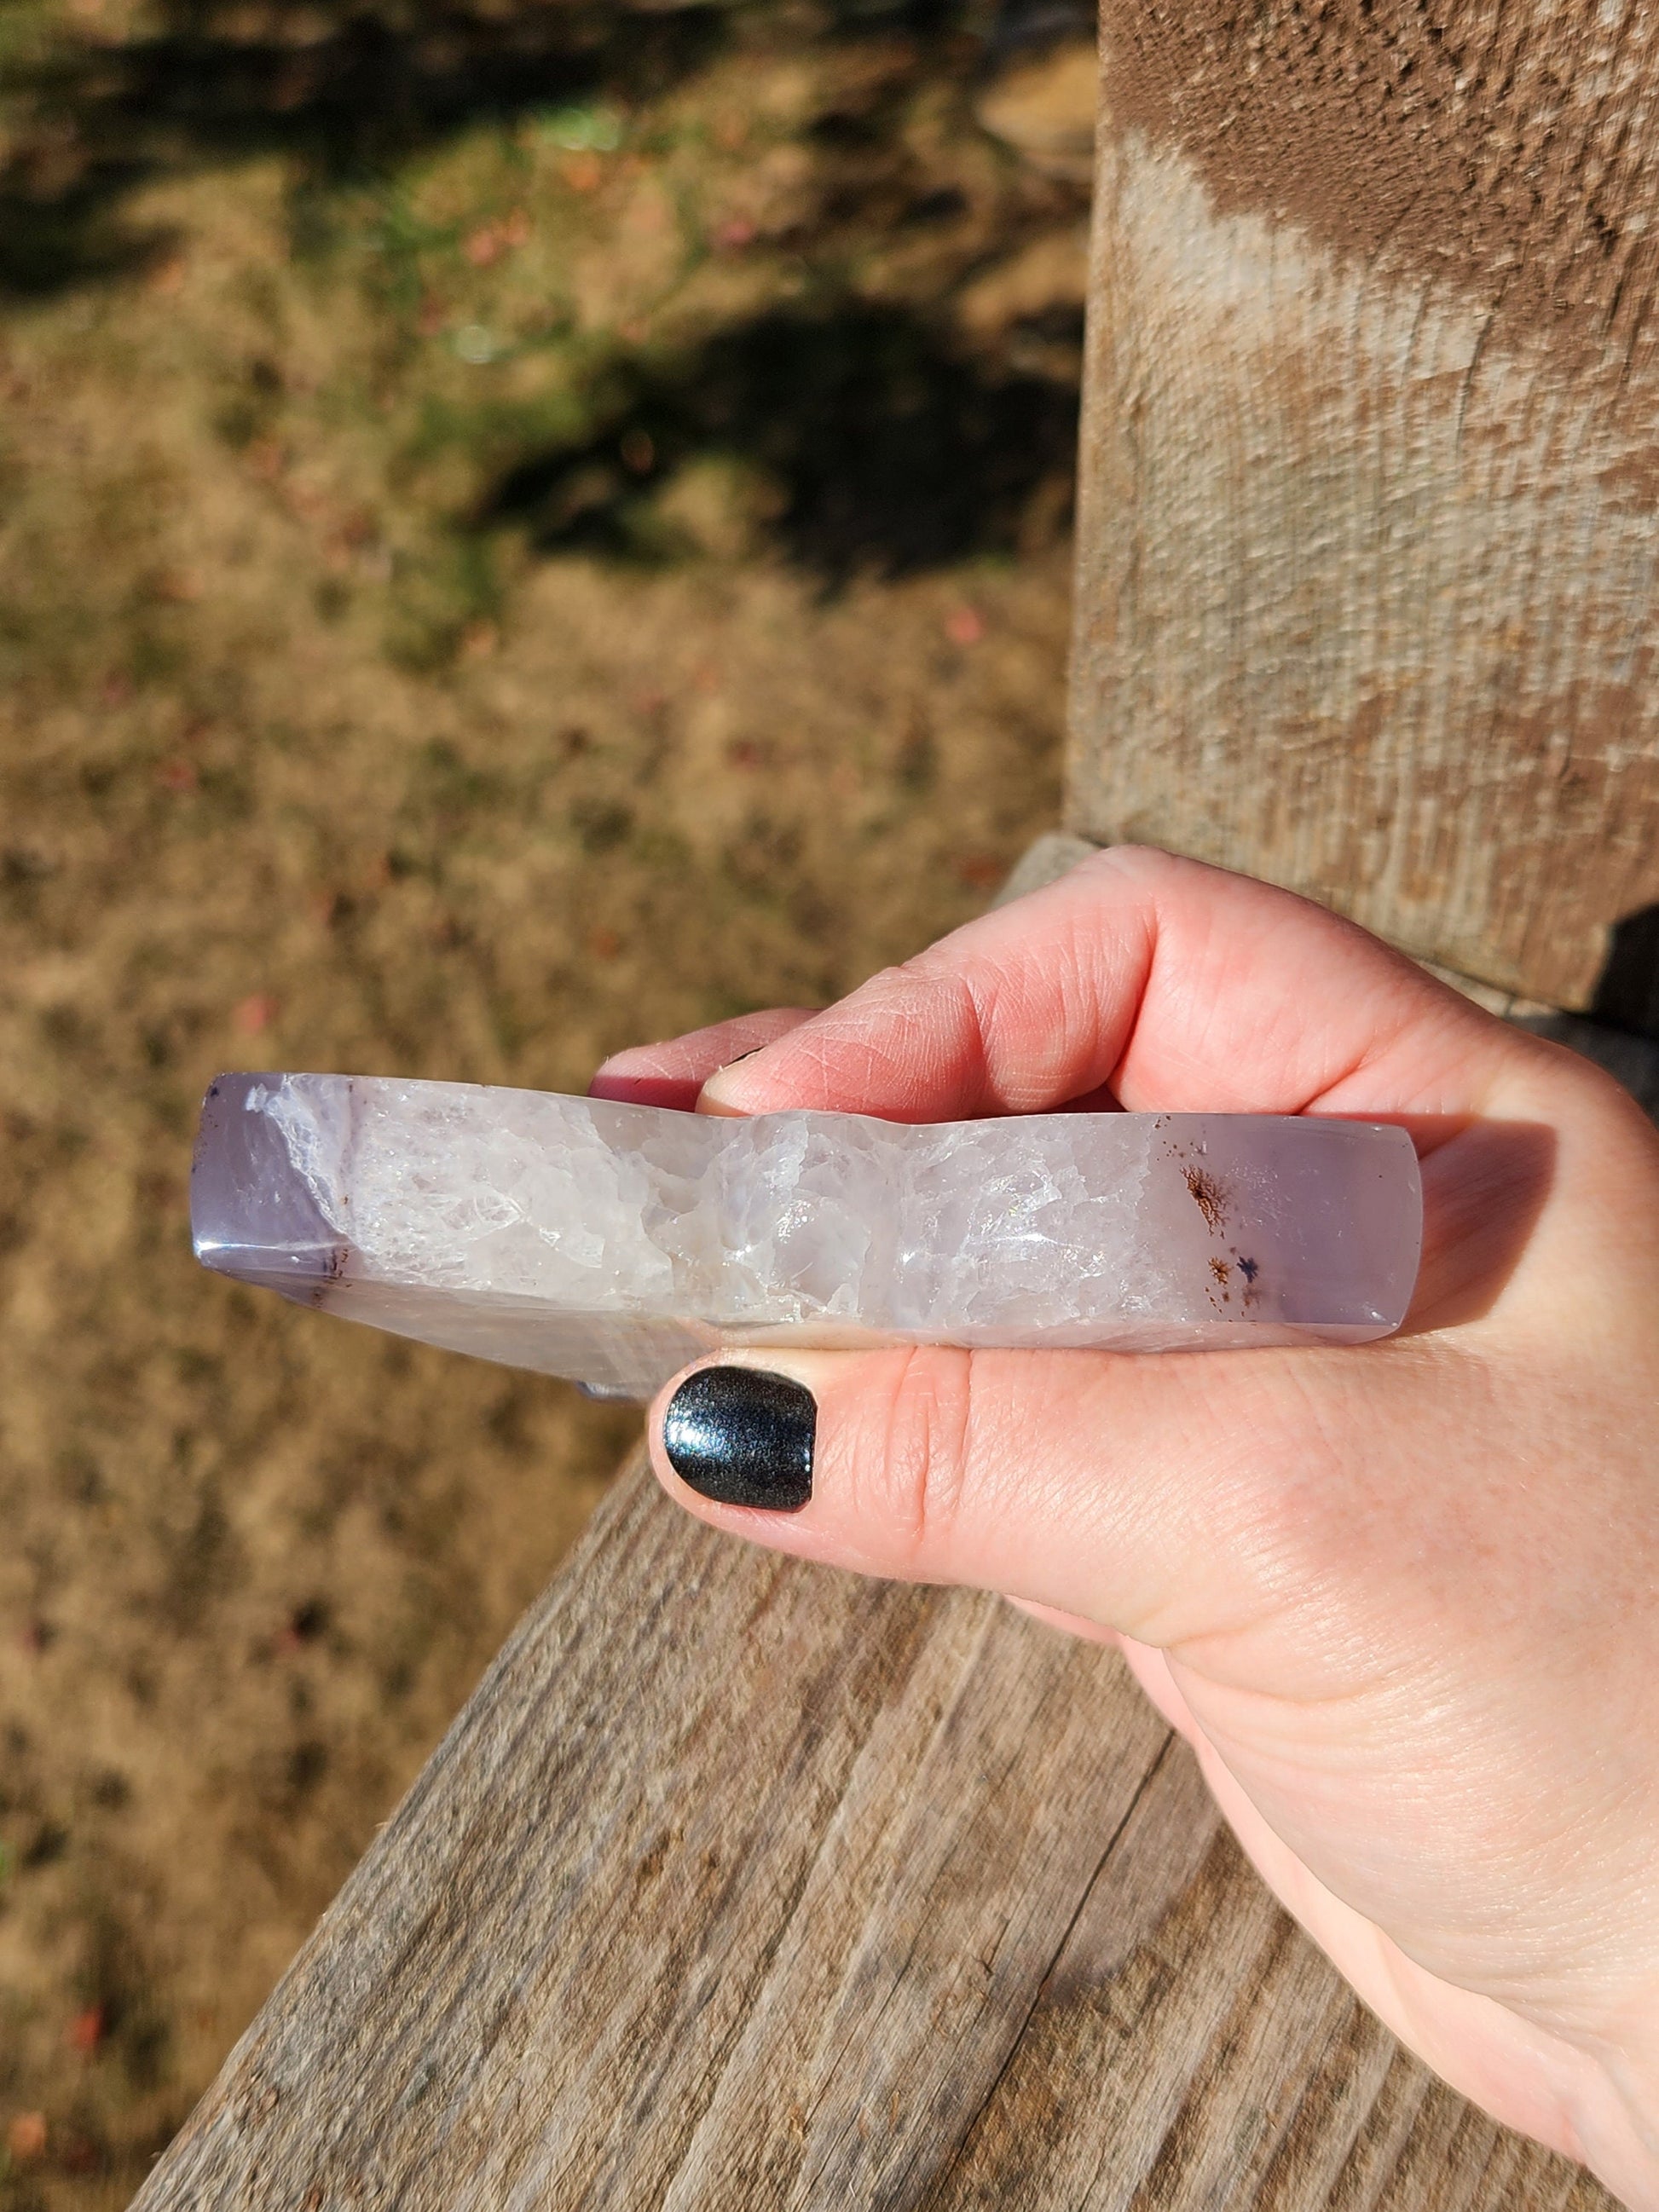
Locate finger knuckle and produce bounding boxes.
[857,1349,977,1573]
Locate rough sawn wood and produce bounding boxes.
[134,1440,1616,2210]
[1070,1,1659,1019]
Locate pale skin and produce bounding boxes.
[592,846,1659,2206]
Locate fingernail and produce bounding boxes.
[662,1366,816,1512]
[696,1053,761,1116]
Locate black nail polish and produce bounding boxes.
[662,1367,815,1512]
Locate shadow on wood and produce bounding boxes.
[1593,908,1659,1045]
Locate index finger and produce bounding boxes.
[590,1008,816,1111]
[697,846,1530,1125]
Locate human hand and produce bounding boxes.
[592,846,1659,2205]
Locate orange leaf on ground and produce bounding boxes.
[6,2112,47,2163]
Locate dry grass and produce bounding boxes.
[0,3,1086,2199]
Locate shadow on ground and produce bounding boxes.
[479,300,1079,580]
[0,0,977,297]
[4,0,1086,585]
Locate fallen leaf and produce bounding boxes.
[957,853,1003,889]
[6,2112,47,2163]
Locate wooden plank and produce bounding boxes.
[1067,3,1659,1018]
[134,1443,1618,2209]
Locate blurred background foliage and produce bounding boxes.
[0,0,1092,2200]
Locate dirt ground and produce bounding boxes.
[0,3,1090,2200]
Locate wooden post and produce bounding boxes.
[136,12,1659,2204]
[1069,1,1659,1019]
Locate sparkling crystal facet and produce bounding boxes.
[192,1073,1423,1400]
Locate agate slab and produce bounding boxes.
[192,1074,1423,1400]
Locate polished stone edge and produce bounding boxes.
[191,1071,349,1303]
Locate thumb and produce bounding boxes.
[645,1343,1391,1654]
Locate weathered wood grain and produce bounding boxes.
[133,1439,1617,2211]
[1068,3,1659,1017]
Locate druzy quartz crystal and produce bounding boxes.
[192,1074,1422,1401]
